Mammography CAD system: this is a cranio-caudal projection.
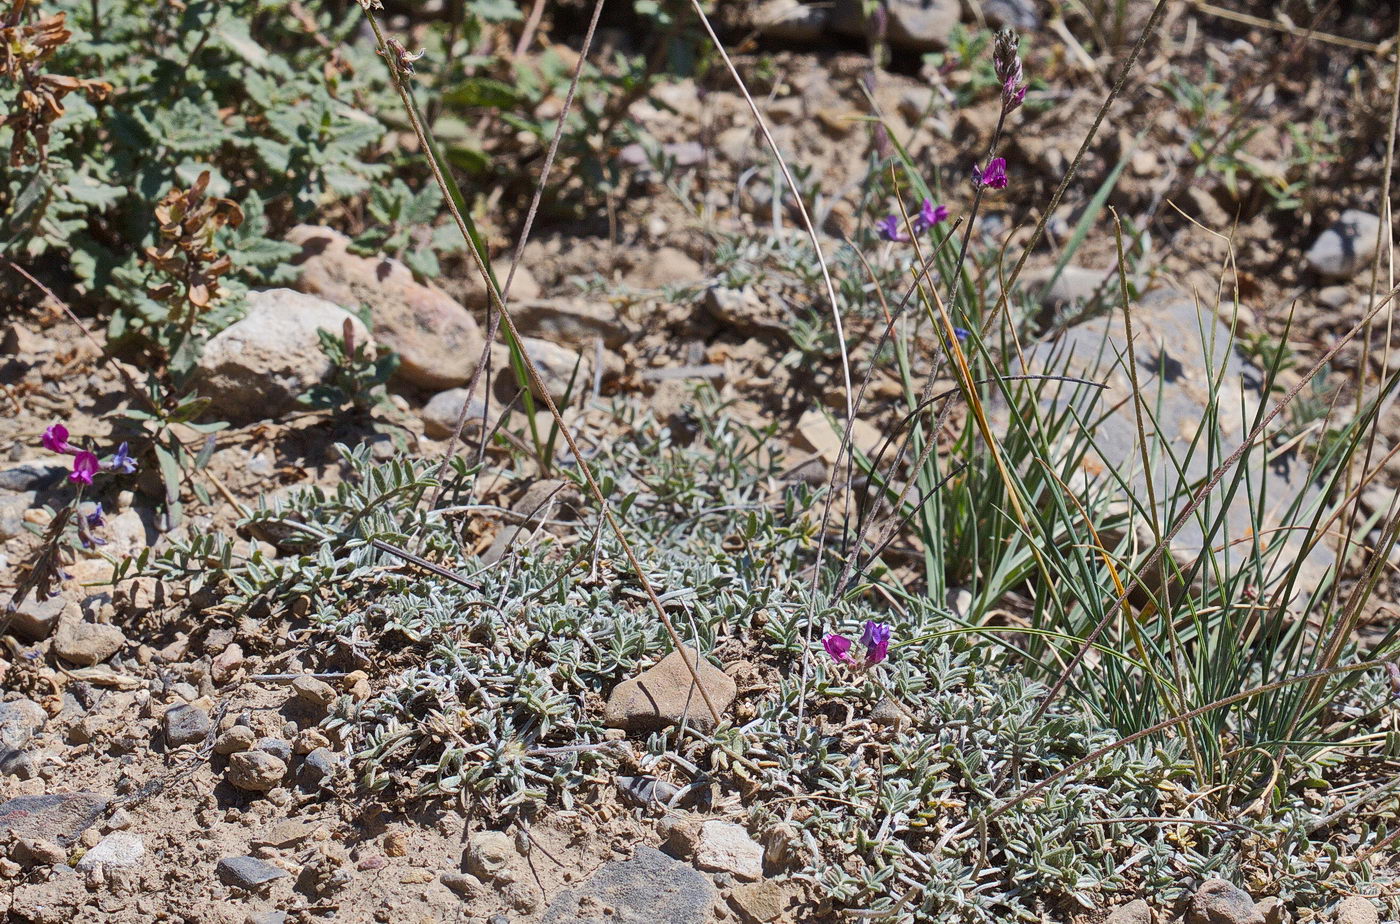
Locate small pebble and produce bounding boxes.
[214,726,256,755]
[300,748,337,786]
[256,737,292,763]
[227,751,287,791]
[291,676,336,708]
[217,855,289,890]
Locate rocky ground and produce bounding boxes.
[4,0,1400,922]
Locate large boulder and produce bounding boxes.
[195,289,369,423]
[286,225,490,389]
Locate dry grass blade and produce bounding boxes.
[363,9,724,725]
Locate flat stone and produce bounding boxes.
[750,0,830,41]
[1187,879,1264,924]
[513,298,631,348]
[0,462,66,492]
[245,913,289,924]
[216,855,289,890]
[728,879,790,923]
[1306,210,1384,280]
[195,288,371,423]
[1335,896,1379,924]
[226,750,287,791]
[694,820,763,881]
[287,224,498,389]
[703,287,789,339]
[0,792,109,846]
[831,0,958,51]
[1105,899,1154,924]
[1009,291,1329,597]
[793,408,883,468]
[52,618,127,665]
[421,388,488,440]
[76,832,145,871]
[604,646,737,734]
[290,675,336,707]
[616,774,682,808]
[254,819,316,849]
[441,870,481,896]
[164,703,211,747]
[256,737,292,763]
[541,845,716,924]
[983,0,1041,29]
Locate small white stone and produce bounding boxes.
[76,832,145,871]
[693,820,763,881]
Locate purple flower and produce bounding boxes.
[972,157,1009,190]
[1003,73,1027,112]
[69,451,100,485]
[86,503,106,529]
[42,422,74,454]
[876,215,908,242]
[107,442,137,474]
[913,198,949,234]
[79,503,107,549]
[953,326,971,341]
[823,634,855,664]
[859,621,892,665]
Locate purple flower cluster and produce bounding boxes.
[972,157,1008,190]
[994,29,1027,114]
[822,621,893,668]
[41,423,138,486]
[877,198,949,243]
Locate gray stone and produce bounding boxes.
[832,0,959,52]
[0,792,109,846]
[216,855,289,890]
[1009,291,1330,596]
[5,593,71,641]
[983,0,1041,29]
[440,871,481,896]
[1105,899,1153,924]
[75,832,145,871]
[1187,879,1264,924]
[465,830,518,883]
[299,747,337,786]
[227,750,287,791]
[164,703,211,748]
[0,699,45,774]
[616,775,681,808]
[52,619,126,665]
[0,462,66,492]
[604,646,737,734]
[751,0,830,41]
[421,388,488,440]
[1306,210,1384,280]
[704,287,789,339]
[245,913,289,924]
[505,336,597,404]
[214,725,256,755]
[195,288,371,423]
[541,845,716,924]
[0,492,32,540]
[256,737,292,763]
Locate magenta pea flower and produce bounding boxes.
[913,198,949,233]
[822,634,856,665]
[107,442,137,474]
[79,503,107,549]
[876,215,908,242]
[823,621,894,669]
[69,451,100,485]
[972,157,1008,190]
[42,423,74,454]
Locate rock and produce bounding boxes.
[0,462,66,492]
[254,819,316,850]
[421,388,488,439]
[299,747,337,786]
[1187,879,1264,924]
[465,830,517,883]
[693,820,763,881]
[290,675,336,707]
[729,879,790,923]
[53,619,126,665]
[15,835,67,865]
[1306,210,1383,280]
[604,646,737,734]
[0,699,45,774]
[227,750,287,791]
[1335,896,1379,924]
[616,774,682,808]
[5,594,72,641]
[983,0,1041,29]
[287,224,495,389]
[1255,897,1285,924]
[1105,899,1154,924]
[196,289,370,422]
[211,643,245,685]
[441,870,481,897]
[0,792,109,846]
[751,0,830,41]
[164,703,211,747]
[216,855,289,890]
[793,407,884,468]
[869,697,908,729]
[245,913,288,924]
[1009,291,1330,596]
[513,298,631,348]
[624,246,705,290]
[256,737,292,763]
[8,870,88,923]
[704,287,789,339]
[76,832,144,871]
[541,845,716,924]
[512,336,598,403]
[832,0,959,52]
[214,725,256,755]
[1024,264,1130,318]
